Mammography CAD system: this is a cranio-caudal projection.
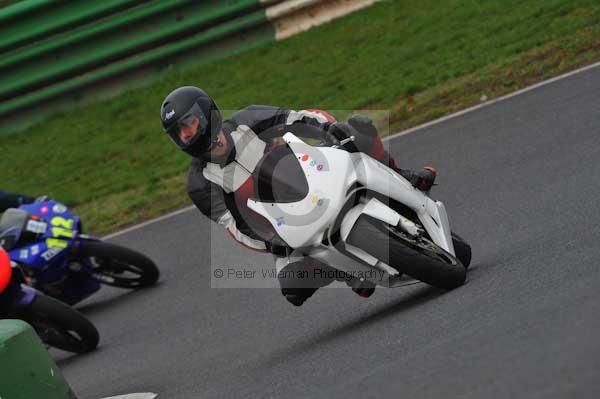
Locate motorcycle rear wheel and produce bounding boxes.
[346,215,466,289]
[26,294,99,354]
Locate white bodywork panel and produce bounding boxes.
[247,133,456,269]
[247,134,356,248]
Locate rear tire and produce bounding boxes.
[27,295,99,353]
[78,241,159,288]
[346,215,466,289]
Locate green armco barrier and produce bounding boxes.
[0,0,376,133]
[0,0,53,26]
[0,6,273,118]
[0,0,274,125]
[0,0,191,72]
[0,0,264,101]
[0,0,147,54]
[0,319,77,399]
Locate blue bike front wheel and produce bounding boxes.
[78,241,159,289]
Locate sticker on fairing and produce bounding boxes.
[41,247,63,261]
[26,220,47,234]
[46,238,68,249]
[52,204,67,214]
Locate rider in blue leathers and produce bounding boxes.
[0,191,35,213]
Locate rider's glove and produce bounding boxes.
[400,167,437,192]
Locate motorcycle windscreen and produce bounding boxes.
[254,144,309,203]
[0,209,29,250]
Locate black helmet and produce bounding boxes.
[160,86,222,157]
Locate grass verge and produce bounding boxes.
[1,0,600,235]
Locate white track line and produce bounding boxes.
[102,206,195,240]
[383,59,600,141]
[105,60,600,239]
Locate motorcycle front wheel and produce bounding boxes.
[451,231,472,269]
[346,214,466,289]
[78,241,159,289]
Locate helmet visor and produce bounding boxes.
[165,102,209,150]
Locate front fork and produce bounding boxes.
[350,153,455,255]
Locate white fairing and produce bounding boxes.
[339,198,401,270]
[247,133,455,257]
[349,153,455,255]
[247,134,355,248]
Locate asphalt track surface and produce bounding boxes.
[57,66,600,399]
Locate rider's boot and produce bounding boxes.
[278,259,335,306]
[281,287,318,306]
[396,166,436,193]
[346,277,376,298]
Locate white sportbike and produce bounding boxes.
[248,127,471,292]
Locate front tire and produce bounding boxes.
[27,294,99,353]
[346,215,466,289]
[78,241,159,288]
[452,232,472,269]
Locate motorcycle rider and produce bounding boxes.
[0,191,35,213]
[160,86,436,306]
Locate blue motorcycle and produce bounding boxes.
[0,248,99,353]
[0,200,159,306]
